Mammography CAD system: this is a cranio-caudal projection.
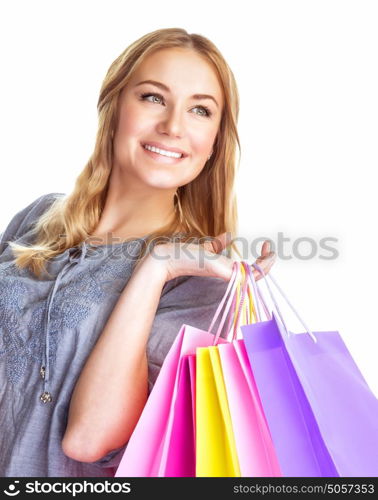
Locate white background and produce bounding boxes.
[1,1,377,395]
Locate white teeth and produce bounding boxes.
[144,144,183,158]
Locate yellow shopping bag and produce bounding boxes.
[196,345,241,477]
[196,262,259,477]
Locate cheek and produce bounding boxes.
[117,104,147,138]
[190,128,216,155]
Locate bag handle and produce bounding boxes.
[241,261,271,322]
[208,261,255,344]
[214,261,250,343]
[230,262,269,338]
[250,262,317,343]
[208,259,274,344]
[207,261,241,341]
[214,261,264,342]
[229,263,250,339]
[223,269,246,341]
[223,268,255,340]
[235,264,256,327]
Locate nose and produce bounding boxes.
[157,105,184,137]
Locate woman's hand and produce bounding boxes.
[147,233,276,283]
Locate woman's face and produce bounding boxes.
[112,47,224,190]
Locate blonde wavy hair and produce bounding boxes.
[10,27,242,279]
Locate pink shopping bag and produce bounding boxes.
[163,354,196,476]
[115,263,242,477]
[218,338,282,476]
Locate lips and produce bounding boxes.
[141,141,188,157]
[142,143,186,162]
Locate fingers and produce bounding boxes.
[253,253,276,280]
[201,236,276,282]
[253,240,276,281]
[204,232,232,254]
[209,234,224,254]
[261,240,270,257]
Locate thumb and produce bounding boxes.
[210,232,233,253]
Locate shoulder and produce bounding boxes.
[147,274,230,391]
[161,274,229,307]
[0,192,65,253]
[13,192,65,231]
[24,192,65,214]
[156,274,230,332]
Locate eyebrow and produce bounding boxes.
[134,79,219,108]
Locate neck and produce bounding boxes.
[88,167,180,245]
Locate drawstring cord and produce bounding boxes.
[39,243,88,403]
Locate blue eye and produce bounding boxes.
[140,92,163,105]
[139,92,212,118]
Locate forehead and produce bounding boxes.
[129,48,223,105]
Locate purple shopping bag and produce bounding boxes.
[241,262,378,477]
[242,312,338,477]
[282,319,378,477]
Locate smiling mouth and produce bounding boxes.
[141,143,186,161]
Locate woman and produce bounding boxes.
[0,28,276,477]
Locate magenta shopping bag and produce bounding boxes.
[114,323,228,477]
[163,354,196,476]
[115,262,243,477]
[241,263,378,477]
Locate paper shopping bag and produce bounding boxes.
[242,261,378,477]
[280,318,378,476]
[217,339,282,476]
[114,324,228,476]
[115,261,244,477]
[196,345,241,477]
[163,354,196,476]
[242,313,339,477]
